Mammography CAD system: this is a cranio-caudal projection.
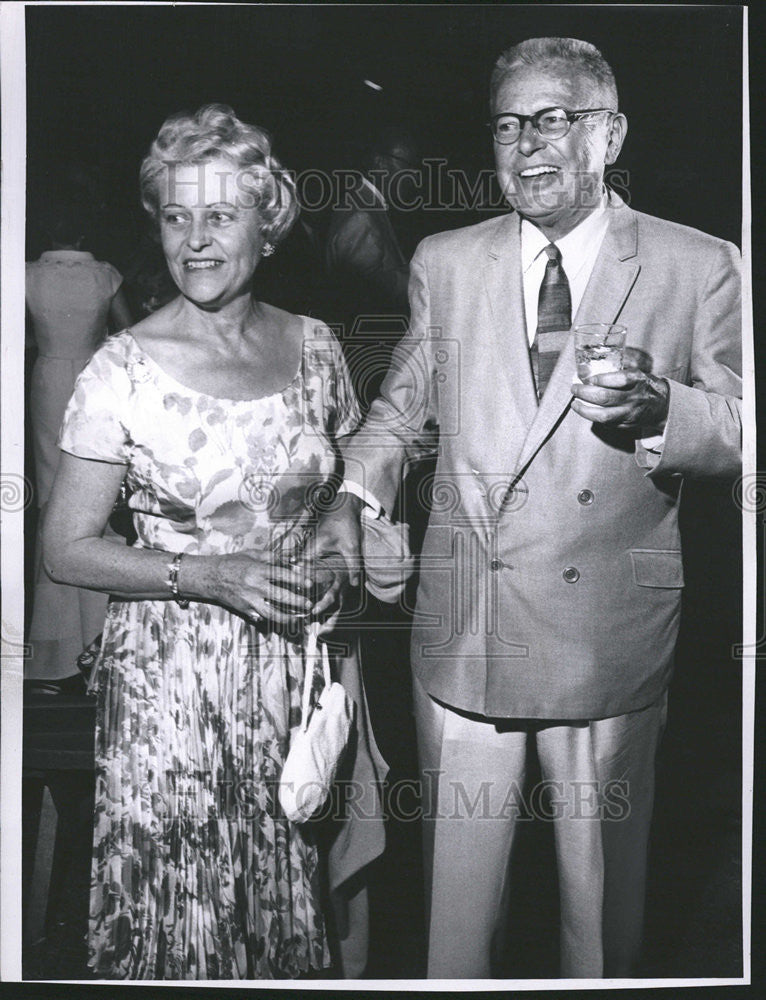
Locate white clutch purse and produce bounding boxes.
[279,623,354,823]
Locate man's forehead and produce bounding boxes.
[493,64,598,108]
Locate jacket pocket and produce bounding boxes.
[630,549,685,588]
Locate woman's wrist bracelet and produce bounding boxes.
[167,552,190,608]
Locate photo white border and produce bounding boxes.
[1,0,28,984]
[0,1,754,990]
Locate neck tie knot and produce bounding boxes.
[544,243,561,263]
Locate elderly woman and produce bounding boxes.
[43,105,385,980]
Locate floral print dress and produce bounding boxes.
[58,322,361,979]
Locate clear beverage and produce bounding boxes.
[573,324,627,382]
[575,342,624,380]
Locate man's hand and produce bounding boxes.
[570,356,670,432]
[307,491,364,620]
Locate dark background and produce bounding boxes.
[26,3,742,259]
[20,1,753,991]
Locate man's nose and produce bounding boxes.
[517,120,546,156]
[188,218,211,250]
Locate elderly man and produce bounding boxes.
[314,37,741,978]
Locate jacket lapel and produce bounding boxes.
[482,212,539,456]
[514,197,641,475]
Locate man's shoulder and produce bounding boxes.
[415,213,516,261]
[626,205,738,257]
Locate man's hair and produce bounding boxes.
[490,37,619,110]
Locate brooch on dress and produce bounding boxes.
[126,356,152,384]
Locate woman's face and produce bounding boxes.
[157,156,268,309]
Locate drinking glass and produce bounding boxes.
[573,324,627,381]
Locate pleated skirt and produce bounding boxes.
[88,598,329,979]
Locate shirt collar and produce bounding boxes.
[39,249,94,262]
[361,175,387,209]
[521,191,609,274]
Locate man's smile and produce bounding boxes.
[518,164,560,178]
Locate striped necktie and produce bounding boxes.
[531,243,572,399]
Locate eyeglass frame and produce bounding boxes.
[488,107,616,145]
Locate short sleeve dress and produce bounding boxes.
[58,321,362,980]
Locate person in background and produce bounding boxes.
[121,229,178,319]
[25,203,132,694]
[42,104,385,979]
[324,126,422,355]
[313,37,742,978]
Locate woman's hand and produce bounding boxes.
[203,551,314,625]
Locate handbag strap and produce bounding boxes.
[301,622,332,730]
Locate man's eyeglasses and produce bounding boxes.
[489,107,615,145]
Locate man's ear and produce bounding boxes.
[605,113,628,165]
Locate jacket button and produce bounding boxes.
[562,566,580,583]
[489,558,504,572]
[577,489,594,505]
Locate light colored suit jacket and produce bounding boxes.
[343,192,742,721]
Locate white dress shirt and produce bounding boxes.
[521,196,610,346]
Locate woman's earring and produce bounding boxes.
[261,242,275,257]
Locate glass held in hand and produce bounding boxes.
[573,324,627,382]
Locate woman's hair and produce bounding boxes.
[44,199,91,248]
[139,104,298,244]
